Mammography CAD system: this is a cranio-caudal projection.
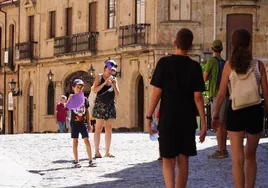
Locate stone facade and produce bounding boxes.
[0,0,267,134]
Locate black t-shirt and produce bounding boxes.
[151,55,205,133]
[71,98,89,124]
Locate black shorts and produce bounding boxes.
[226,103,263,134]
[71,122,89,138]
[158,130,197,158]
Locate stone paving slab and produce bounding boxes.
[0,132,267,188]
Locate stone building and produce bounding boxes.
[0,0,267,134]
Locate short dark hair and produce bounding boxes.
[175,28,193,50]
[211,48,222,53]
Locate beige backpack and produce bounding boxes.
[229,60,261,110]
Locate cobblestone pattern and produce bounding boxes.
[0,133,268,188]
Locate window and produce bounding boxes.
[89,2,97,32]
[0,28,2,66]
[49,11,56,38]
[29,16,34,41]
[0,93,3,115]
[107,0,116,29]
[66,8,72,36]
[47,82,54,115]
[169,0,191,20]
[8,24,15,70]
[136,0,145,24]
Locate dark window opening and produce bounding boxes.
[47,82,55,115]
[49,11,56,38]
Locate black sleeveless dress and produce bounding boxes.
[92,75,117,120]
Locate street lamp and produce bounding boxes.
[88,64,95,86]
[88,64,95,77]
[47,69,54,82]
[9,79,22,96]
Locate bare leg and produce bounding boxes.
[84,138,93,161]
[245,133,260,188]
[217,123,227,151]
[228,131,245,188]
[176,154,189,188]
[105,119,113,155]
[73,138,79,161]
[162,157,176,188]
[94,119,104,155]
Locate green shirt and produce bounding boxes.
[205,56,224,98]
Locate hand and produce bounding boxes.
[212,116,220,130]
[88,124,92,132]
[146,119,154,135]
[199,127,207,143]
[66,118,70,122]
[68,94,74,99]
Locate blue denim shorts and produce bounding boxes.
[71,122,89,138]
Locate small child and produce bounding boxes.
[67,79,96,168]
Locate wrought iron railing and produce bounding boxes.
[119,23,150,46]
[54,32,99,55]
[15,41,37,60]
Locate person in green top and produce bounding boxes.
[203,39,229,159]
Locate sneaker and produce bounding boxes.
[89,160,97,167]
[208,150,228,159]
[221,150,229,158]
[73,161,81,168]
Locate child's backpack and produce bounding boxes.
[229,60,261,110]
[213,56,226,90]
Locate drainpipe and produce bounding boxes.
[213,0,217,40]
[0,7,7,134]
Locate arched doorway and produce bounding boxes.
[27,84,34,133]
[137,75,144,131]
[64,71,92,98]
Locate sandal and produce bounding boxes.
[157,157,163,163]
[94,153,102,159]
[89,160,97,167]
[73,161,81,168]
[105,153,115,158]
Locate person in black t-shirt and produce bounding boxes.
[67,79,96,168]
[146,28,207,187]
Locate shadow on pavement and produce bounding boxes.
[28,166,77,176]
[52,158,88,164]
[29,140,268,188]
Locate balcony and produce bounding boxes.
[119,23,150,47]
[54,32,99,56]
[15,41,37,60]
[0,0,19,7]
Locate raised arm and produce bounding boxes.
[91,74,107,93]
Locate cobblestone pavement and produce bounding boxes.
[0,132,268,188]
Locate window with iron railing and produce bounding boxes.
[15,41,37,60]
[119,23,150,46]
[54,32,99,55]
